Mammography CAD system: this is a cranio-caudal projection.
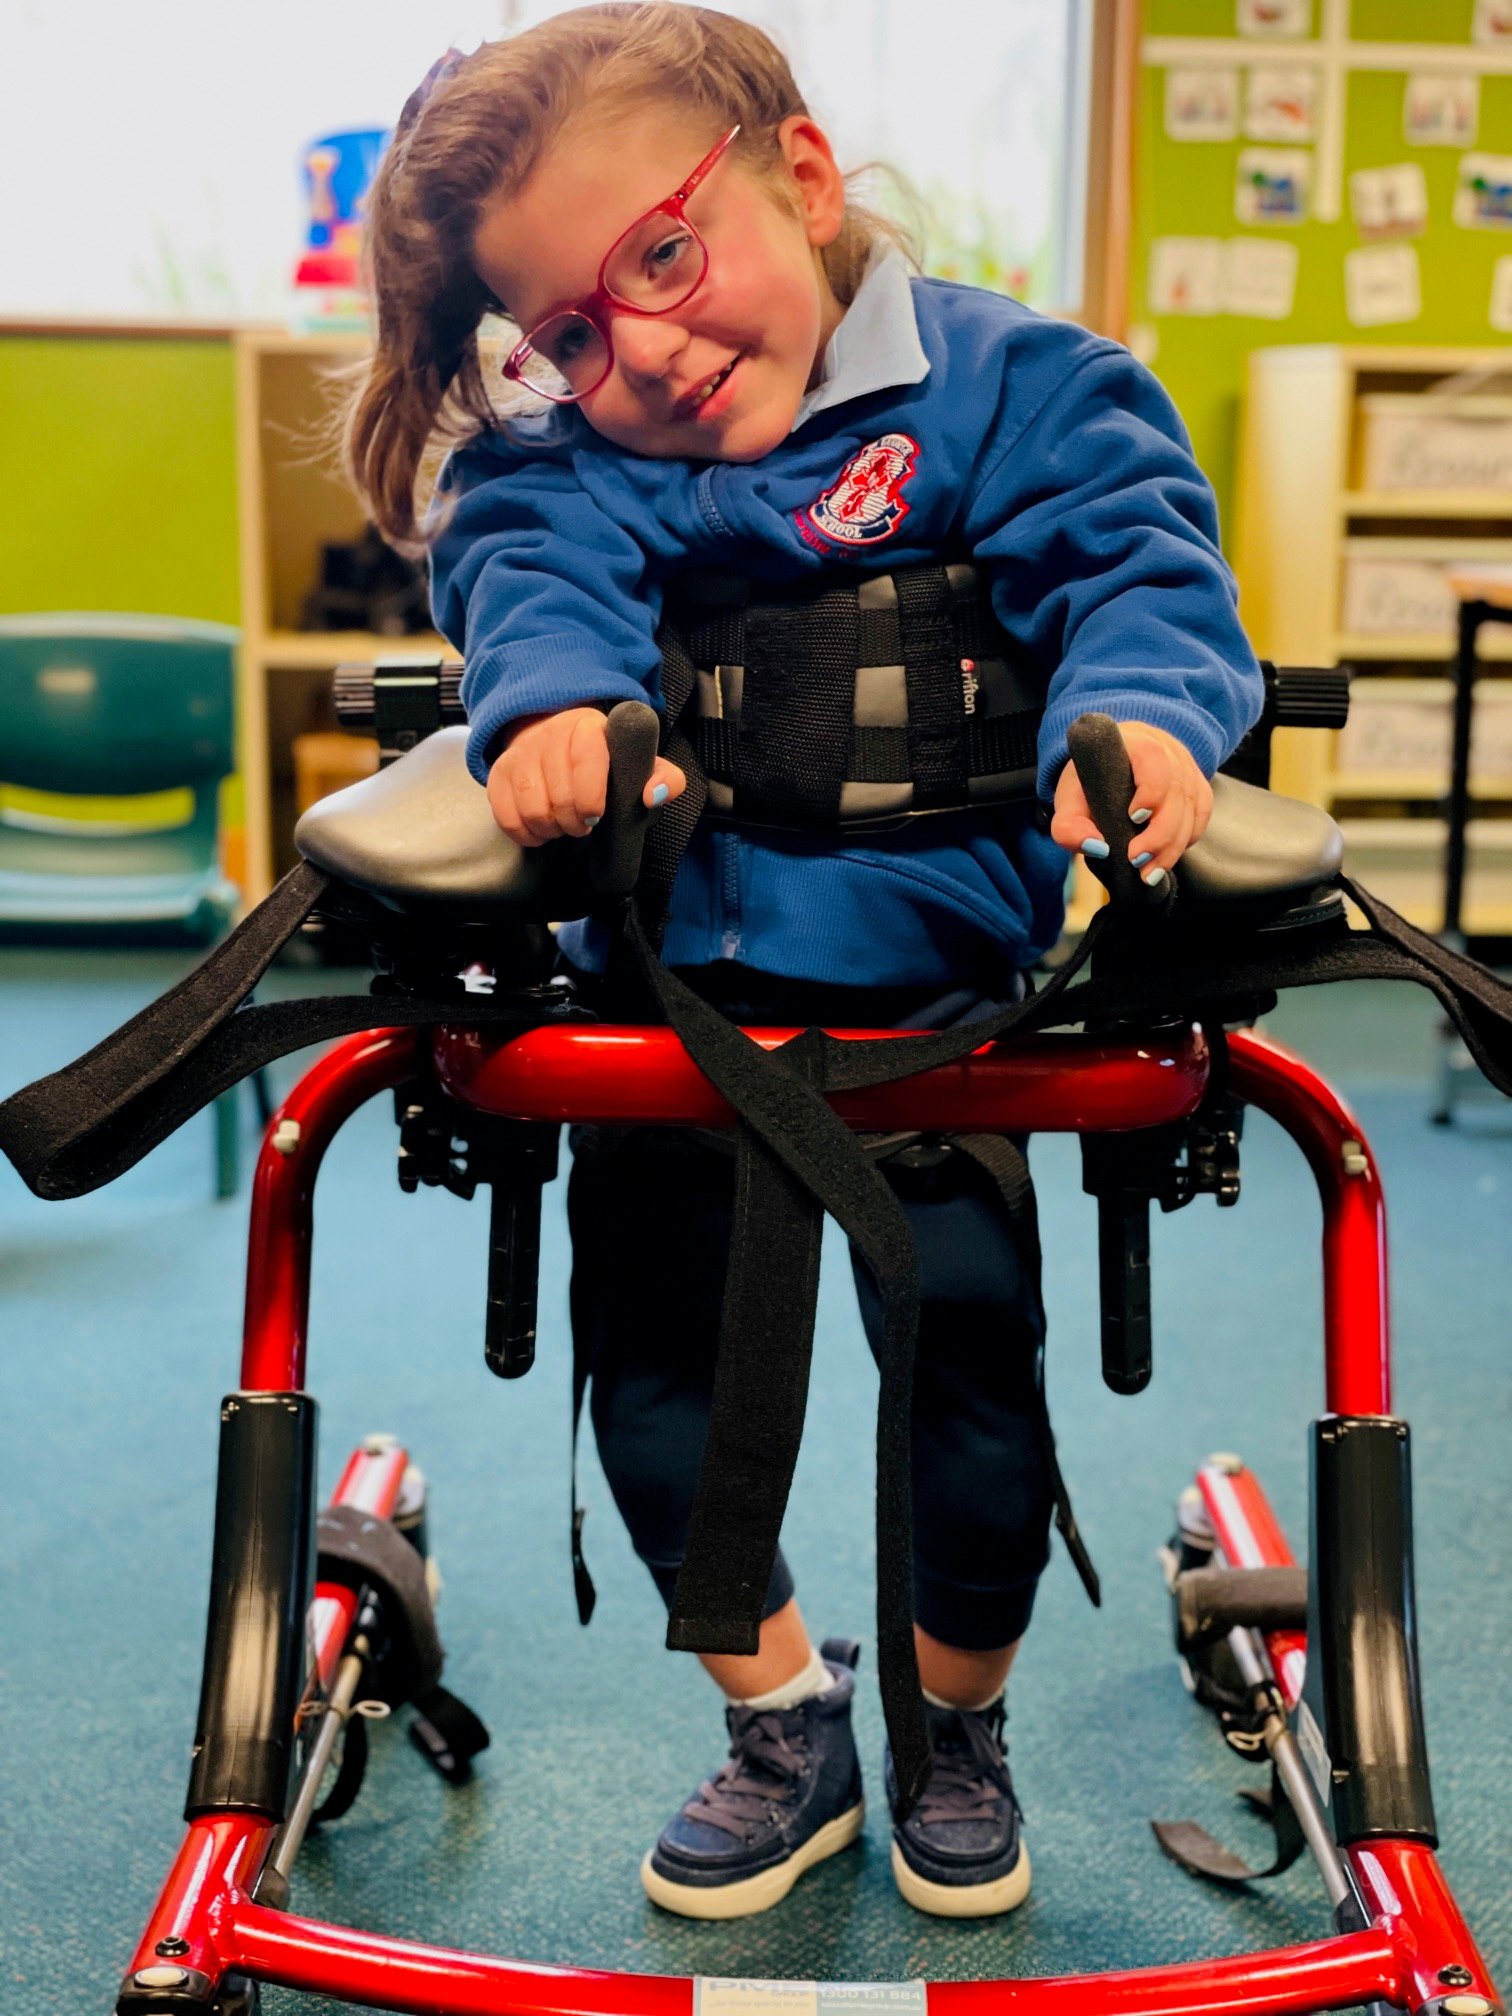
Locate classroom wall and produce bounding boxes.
[0,337,239,623]
[1133,0,1512,534]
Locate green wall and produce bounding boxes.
[1135,0,1512,532]
[0,337,238,622]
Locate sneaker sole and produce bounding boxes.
[890,1838,1032,1919]
[640,1802,865,1920]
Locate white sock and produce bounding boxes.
[923,1683,1005,1714]
[727,1642,832,1711]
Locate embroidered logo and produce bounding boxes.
[799,432,920,548]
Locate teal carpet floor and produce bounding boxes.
[1,951,1507,2013]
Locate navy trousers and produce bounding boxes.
[566,964,1055,1651]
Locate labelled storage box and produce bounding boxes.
[1338,816,1512,927]
[1339,538,1512,642]
[1335,678,1512,785]
[1358,392,1512,493]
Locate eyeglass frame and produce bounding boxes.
[499,123,743,404]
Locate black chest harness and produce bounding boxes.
[3,560,1510,1816]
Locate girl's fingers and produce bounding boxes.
[568,711,610,828]
[510,755,565,844]
[644,757,688,808]
[1049,763,1103,854]
[539,721,593,839]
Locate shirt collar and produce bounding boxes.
[789,245,930,433]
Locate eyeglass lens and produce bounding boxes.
[515,215,709,399]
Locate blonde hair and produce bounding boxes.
[342,2,924,552]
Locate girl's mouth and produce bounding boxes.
[679,353,742,420]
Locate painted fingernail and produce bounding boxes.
[1143,866,1167,889]
[1131,807,1153,826]
[584,814,601,829]
[1080,837,1110,859]
[1133,850,1152,868]
[650,782,670,807]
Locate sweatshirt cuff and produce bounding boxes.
[462,642,660,785]
[1036,692,1230,805]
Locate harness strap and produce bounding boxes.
[896,564,969,806]
[732,583,859,829]
[949,1131,1101,1609]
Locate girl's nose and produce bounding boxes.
[611,312,692,388]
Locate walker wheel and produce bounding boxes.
[212,1977,260,2015]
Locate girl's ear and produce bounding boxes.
[775,114,846,249]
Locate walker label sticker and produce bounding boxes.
[1235,148,1310,225]
[1165,67,1239,142]
[1350,163,1429,241]
[696,1983,927,2016]
[1454,153,1512,231]
[1403,74,1478,149]
[1244,66,1316,143]
[798,434,919,550]
[1344,243,1421,326]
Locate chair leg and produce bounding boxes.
[214,1087,239,1200]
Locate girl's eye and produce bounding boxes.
[646,230,695,279]
[551,323,590,364]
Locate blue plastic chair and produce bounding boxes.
[0,614,271,1196]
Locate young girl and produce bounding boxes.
[346,2,1261,1925]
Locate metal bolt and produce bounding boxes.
[154,1936,190,1958]
[1341,1138,1368,1176]
[134,1966,191,1989]
[272,1118,301,1157]
[1439,1970,1475,1990]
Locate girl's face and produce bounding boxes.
[472,108,848,463]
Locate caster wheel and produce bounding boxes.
[213,1977,261,2015]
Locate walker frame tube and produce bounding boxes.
[116,1022,1500,2016]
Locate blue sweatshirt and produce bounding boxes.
[430,251,1263,986]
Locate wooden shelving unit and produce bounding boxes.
[1233,344,1512,935]
[234,329,446,904]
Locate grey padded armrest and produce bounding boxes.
[295,728,545,917]
[1180,773,1343,905]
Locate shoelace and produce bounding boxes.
[913,1703,1010,1828]
[681,1707,810,1840]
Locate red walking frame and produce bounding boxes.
[120,1018,1500,2016]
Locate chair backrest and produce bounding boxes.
[0,614,238,797]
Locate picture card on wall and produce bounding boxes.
[1235,148,1310,224]
[1165,67,1240,141]
[1492,257,1512,333]
[1224,238,1299,318]
[1350,163,1429,240]
[1344,243,1421,326]
[1403,74,1478,148]
[1245,66,1317,141]
[1149,237,1224,315]
[1237,0,1311,35]
[1472,0,1512,45]
[1454,155,1512,230]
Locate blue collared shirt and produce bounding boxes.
[432,252,1262,986]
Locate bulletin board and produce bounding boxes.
[1131,0,1512,527]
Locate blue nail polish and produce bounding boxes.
[650,782,670,807]
[583,814,601,829]
[1143,866,1167,889]
[1080,836,1110,859]
[1133,850,1152,868]
[1131,807,1153,825]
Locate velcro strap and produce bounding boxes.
[316,1502,443,1706]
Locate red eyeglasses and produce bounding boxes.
[501,124,741,404]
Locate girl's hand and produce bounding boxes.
[1050,721,1213,883]
[486,705,686,847]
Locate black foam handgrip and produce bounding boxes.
[588,700,661,898]
[1065,712,1175,918]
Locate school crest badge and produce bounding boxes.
[798,432,920,549]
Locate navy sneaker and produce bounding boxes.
[641,1638,865,1919]
[885,1696,1031,1917]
